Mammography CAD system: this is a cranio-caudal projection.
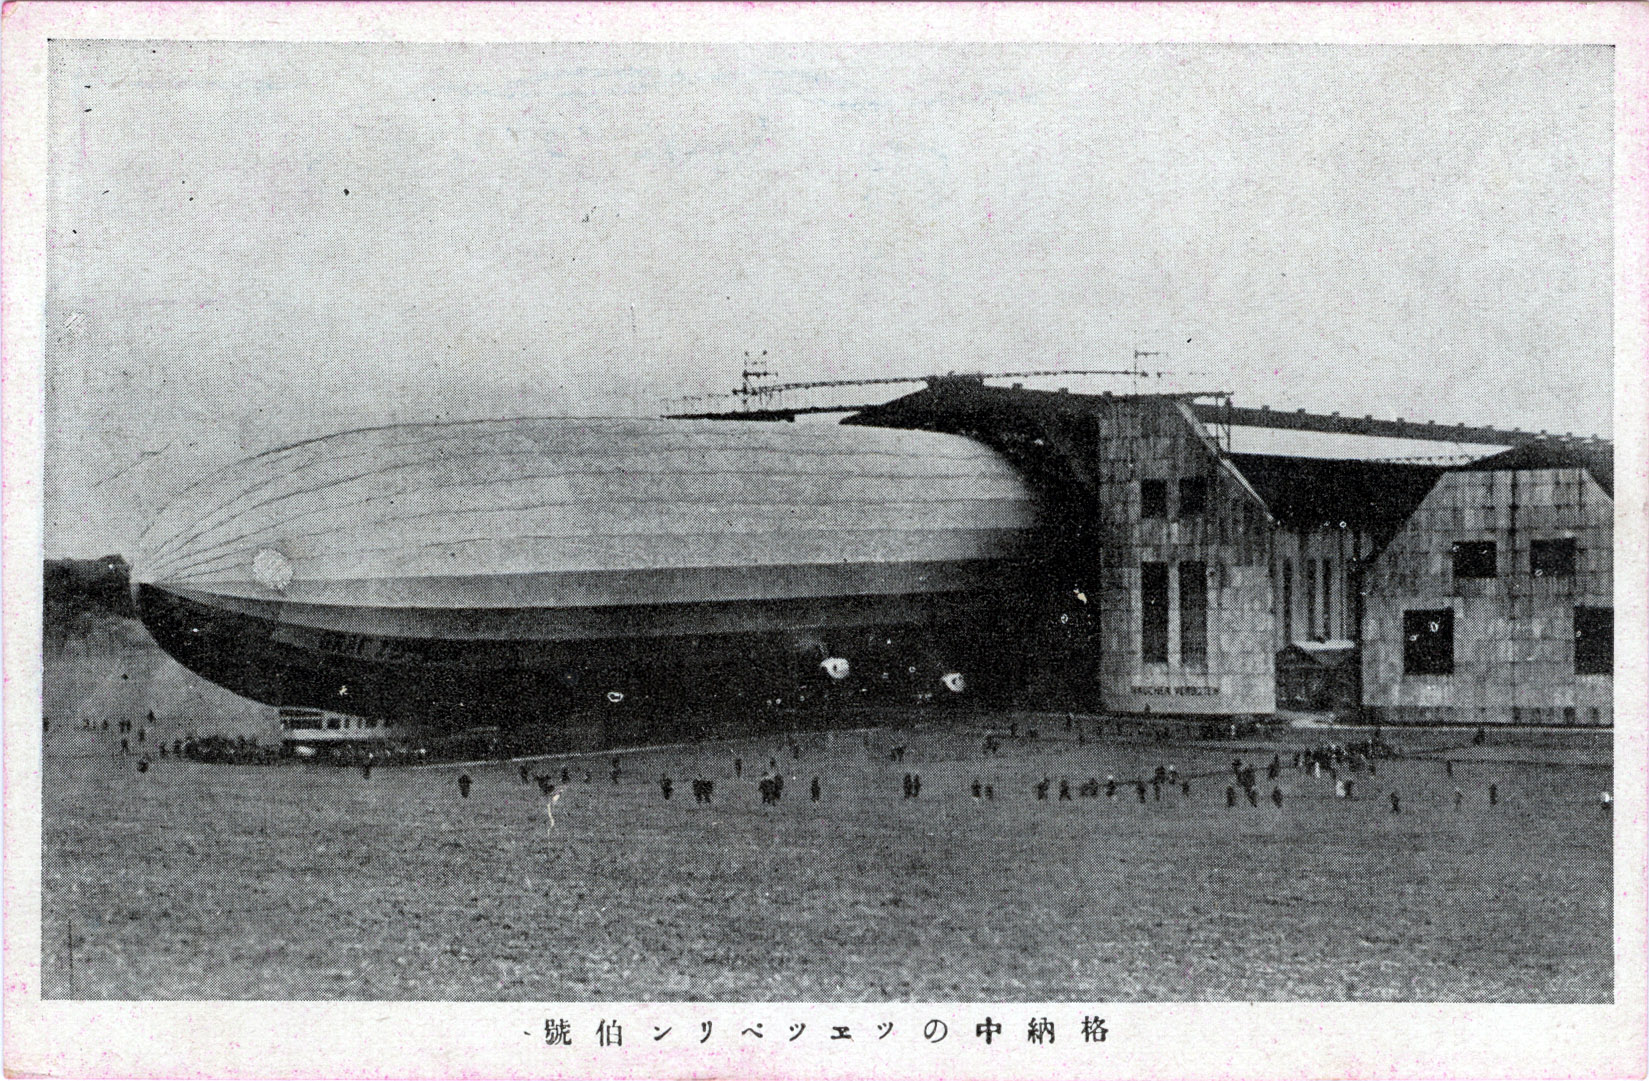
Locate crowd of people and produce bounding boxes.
[415,719,1554,829]
[63,704,1600,819]
[59,708,285,766]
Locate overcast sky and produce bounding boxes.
[45,42,1613,557]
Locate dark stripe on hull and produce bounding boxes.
[158,557,1027,642]
[136,583,1039,733]
[156,556,1020,615]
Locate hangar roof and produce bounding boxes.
[1449,441,1613,498]
[841,380,1611,545]
[1225,454,1444,541]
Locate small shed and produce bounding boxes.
[1276,639,1360,712]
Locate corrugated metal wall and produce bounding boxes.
[1361,467,1613,725]
[1087,399,1277,716]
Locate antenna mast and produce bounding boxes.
[736,351,776,412]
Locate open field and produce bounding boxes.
[42,707,1611,1001]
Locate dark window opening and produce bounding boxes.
[1140,480,1167,520]
[1350,562,1365,641]
[1306,559,1318,639]
[1281,560,1293,643]
[326,717,342,730]
[1179,561,1208,667]
[1403,609,1454,675]
[1178,478,1208,517]
[1141,562,1169,663]
[1575,606,1613,675]
[1451,540,1497,579]
[1531,538,1576,578]
[1325,562,1336,639]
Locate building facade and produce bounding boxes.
[1087,398,1276,717]
[847,381,1612,726]
[1360,451,1613,726]
[851,383,1277,717]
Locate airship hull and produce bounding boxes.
[135,574,1032,731]
[133,418,1045,735]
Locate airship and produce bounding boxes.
[132,418,1044,738]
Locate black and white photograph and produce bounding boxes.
[5,3,1646,1078]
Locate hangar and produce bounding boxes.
[1360,442,1614,727]
[704,372,1614,726]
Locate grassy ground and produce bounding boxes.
[41,708,1611,1002]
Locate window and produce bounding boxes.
[1319,560,1332,636]
[326,716,342,730]
[1306,559,1318,639]
[1403,609,1454,675]
[1140,480,1167,519]
[1179,561,1208,667]
[1531,538,1576,578]
[1141,562,1169,663]
[1281,560,1293,643]
[1575,606,1612,675]
[1451,540,1497,579]
[1178,478,1208,517]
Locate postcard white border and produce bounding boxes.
[4,3,1645,1078]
